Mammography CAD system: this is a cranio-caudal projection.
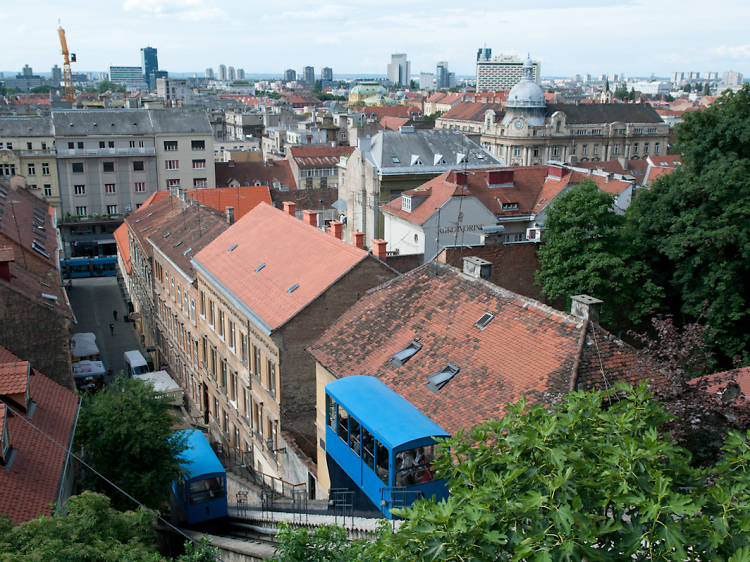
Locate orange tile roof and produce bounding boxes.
[0,345,79,524]
[288,146,354,168]
[689,366,750,405]
[353,105,422,119]
[380,116,411,130]
[0,361,29,395]
[308,263,649,435]
[193,203,368,331]
[113,223,130,274]
[185,186,272,220]
[215,161,297,190]
[440,101,503,122]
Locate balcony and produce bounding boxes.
[58,146,155,158]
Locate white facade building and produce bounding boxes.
[476,55,540,92]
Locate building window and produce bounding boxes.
[28,184,37,190]
[133,160,144,171]
[165,160,179,170]
[571,145,576,155]
[240,335,248,364]
[644,142,649,154]
[164,140,178,151]
[27,163,35,176]
[267,360,276,398]
[210,347,217,379]
[167,179,180,188]
[613,144,620,155]
[135,182,146,192]
[191,140,206,151]
[75,206,87,216]
[647,127,657,134]
[320,176,327,188]
[0,164,15,177]
[108,141,114,148]
[73,184,85,196]
[253,346,261,377]
[77,142,83,149]
[43,184,52,196]
[105,183,116,194]
[192,159,206,169]
[200,291,205,316]
[654,142,660,154]
[231,372,237,401]
[218,310,225,337]
[633,143,639,154]
[99,141,105,149]
[533,147,539,157]
[106,204,118,214]
[67,142,74,149]
[593,144,599,155]
[26,142,32,150]
[72,162,84,173]
[209,301,215,327]
[592,128,602,135]
[129,140,136,148]
[220,360,227,388]
[582,145,588,156]
[305,177,313,189]
[552,146,560,157]
[228,321,235,350]
[41,162,50,176]
[193,178,207,188]
[633,128,643,135]
[513,147,521,157]
[103,161,114,173]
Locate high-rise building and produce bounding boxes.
[51,65,62,84]
[387,53,410,86]
[228,66,236,81]
[436,61,450,89]
[477,48,492,62]
[419,72,434,90]
[237,68,245,80]
[284,68,296,82]
[475,52,540,92]
[722,70,744,87]
[141,46,158,88]
[205,67,215,79]
[303,66,315,85]
[22,64,33,77]
[321,67,333,81]
[109,66,147,90]
[218,64,227,81]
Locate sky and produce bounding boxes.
[3,0,750,79]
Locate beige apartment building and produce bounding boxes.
[191,202,396,491]
[151,111,216,190]
[0,117,61,212]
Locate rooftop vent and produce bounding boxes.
[426,364,459,393]
[287,283,299,294]
[162,232,170,238]
[391,340,422,367]
[475,312,494,330]
[41,293,58,303]
[255,263,266,272]
[183,247,192,256]
[410,154,422,166]
[391,156,400,164]
[228,243,238,253]
[174,241,183,248]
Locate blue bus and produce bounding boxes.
[170,430,228,526]
[62,256,117,279]
[325,376,450,519]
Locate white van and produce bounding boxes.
[123,350,149,377]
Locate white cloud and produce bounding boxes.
[710,44,750,59]
[122,0,225,21]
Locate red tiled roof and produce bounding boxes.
[439,101,503,122]
[185,186,272,220]
[215,161,297,190]
[352,105,422,119]
[113,223,130,274]
[380,116,411,130]
[0,182,57,267]
[288,145,354,168]
[193,203,369,331]
[0,259,73,319]
[533,166,634,214]
[0,361,29,395]
[0,345,78,524]
[688,367,750,405]
[308,263,648,435]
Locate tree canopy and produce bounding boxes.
[275,385,750,561]
[627,84,750,361]
[536,179,661,327]
[76,376,186,511]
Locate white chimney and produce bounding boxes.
[570,295,603,323]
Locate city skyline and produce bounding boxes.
[2,0,749,78]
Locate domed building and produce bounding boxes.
[472,56,669,167]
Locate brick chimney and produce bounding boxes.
[328,220,343,240]
[352,231,364,250]
[372,239,387,260]
[570,294,603,324]
[548,164,564,179]
[462,256,492,280]
[302,210,318,227]
[0,247,14,282]
[225,206,235,225]
[283,201,296,216]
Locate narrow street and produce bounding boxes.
[67,276,144,384]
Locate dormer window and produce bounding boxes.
[391,340,422,367]
[426,364,459,393]
[502,202,519,210]
[433,154,445,166]
[410,154,422,166]
[456,153,467,164]
[401,195,412,212]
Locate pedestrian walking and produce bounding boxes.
[113,309,118,321]
[109,322,115,336]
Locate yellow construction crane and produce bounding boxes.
[57,24,76,102]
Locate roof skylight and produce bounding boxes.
[287,283,299,294]
[391,156,400,164]
[475,312,494,330]
[228,243,238,253]
[255,263,266,272]
[183,247,192,256]
[391,340,422,367]
[426,364,460,393]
